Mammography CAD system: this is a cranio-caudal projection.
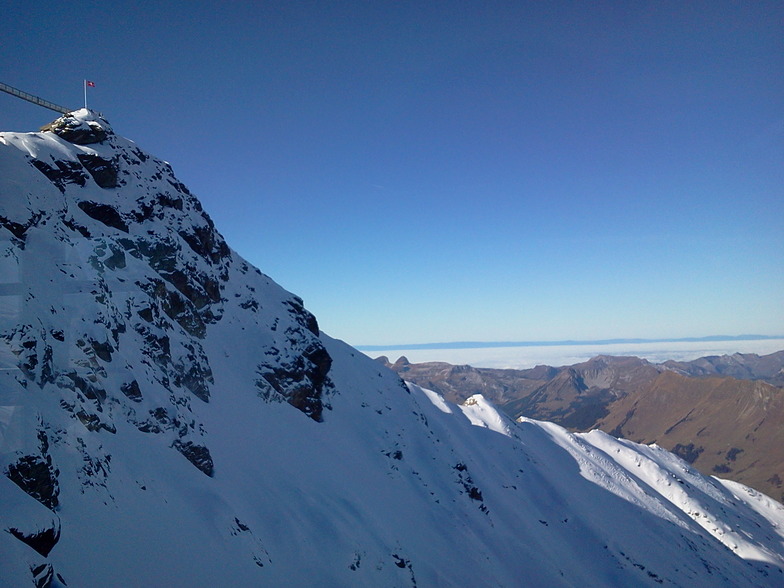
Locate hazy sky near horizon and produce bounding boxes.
[2,1,782,346]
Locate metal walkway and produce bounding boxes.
[0,82,72,115]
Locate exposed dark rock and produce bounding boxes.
[11,331,37,365]
[6,324,56,386]
[137,278,206,338]
[239,298,259,312]
[78,201,128,232]
[122,237,177,273]
[282,381,323,421]
[8,518,61,557]
[133,324,171,369]
[151,407,171,425]
[30,563,54,588]
[179,224,231,265]
[134,420,162,434]
[257,340,332,421]
[62,216,91,238]
[65,371,107,405]
[349,552,361,571]
[672,443,704,464]
[103,246,126,270]
[120,380,143,402]
[284,298,320,336]
[5,455,59,510]
[41,113,109,144]
[159,268,218,310]
[131,146,148,162]
[30,158,87,192]
[75,409,116,433]
[391,554,417,585]
[0,214,34,240]
[77,153,119,188]
[172,440,214,477]
[304,342,333,386]
[453,462,485,508]
[167,178,193,196]
[172,342,213,402]
[77,446,112,487]
[125,236,223,325]
[131,193,180,223]
[90,339,114,362]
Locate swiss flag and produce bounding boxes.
[86,80,95,87]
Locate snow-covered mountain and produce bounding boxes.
[1,109,783,587]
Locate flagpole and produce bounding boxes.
[84,79,87,109]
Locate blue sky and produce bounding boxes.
[2,1,782,346]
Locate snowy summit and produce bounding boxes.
[1,110,783,586]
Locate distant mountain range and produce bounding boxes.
[359,334,784,351]
[379,351,784,500]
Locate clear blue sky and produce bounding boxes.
[2,1,782,346]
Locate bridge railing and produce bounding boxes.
[0,82,72,115]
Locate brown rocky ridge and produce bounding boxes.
[379,351,784,500]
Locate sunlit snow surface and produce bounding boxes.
[451,385,784,568]
[1,111,783,586]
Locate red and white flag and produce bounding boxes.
[85,80,95,87]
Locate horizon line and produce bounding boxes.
[355,334,784,352]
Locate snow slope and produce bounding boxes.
[1,110,783,587]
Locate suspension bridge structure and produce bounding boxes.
[0,82,72,115]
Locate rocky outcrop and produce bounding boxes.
[40,111,109,144]
[30,563,54,588]
[4,454,59,510]
[77,153,120,188]
[30,158,87,192]
[0,112,341,575]
[4,429,60,511]
[256,338,333,422]
[8,520,61,558]
[172,440,214,477]
[1,111,236,507]
[0,210,44,240]
[1,474,65,585]
[78,200,128,231]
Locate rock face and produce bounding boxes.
[0,110,335,585]
[2,111,784,586]
[39,112,108,145]
[5,454,60,510]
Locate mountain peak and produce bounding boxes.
[39,108,112,145]
[2,119,784,586]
